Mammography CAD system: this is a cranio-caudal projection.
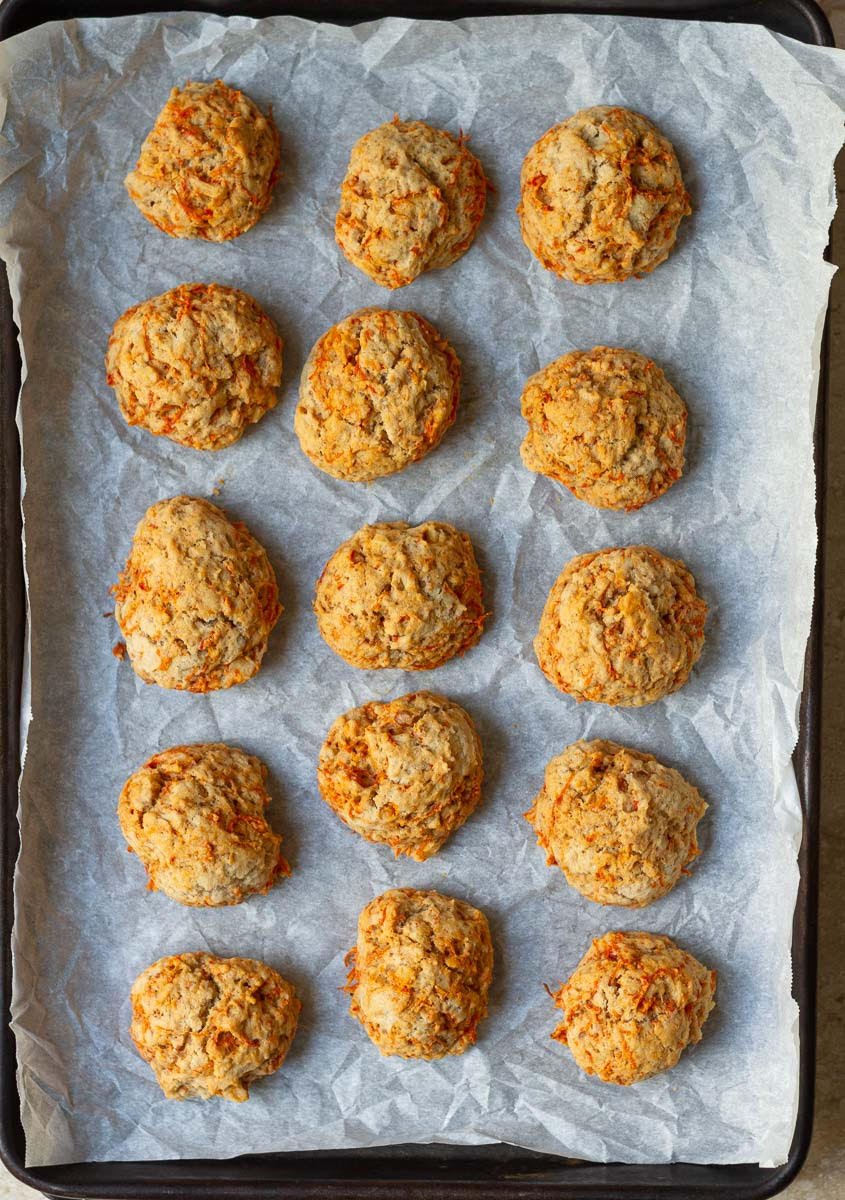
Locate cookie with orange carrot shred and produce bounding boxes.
[535,545,706,707]
[130,952,300,1100]
[119,743,289,906]
[345,888,493,1058]
[550,931,716,1084]
[314,521,486,670]
[520,346,686,510]
[336,118,487,288]
[518,106,690,284]
[318,692,483,860]
[525,739,706,906]
[125,80,280,241]
[113,495,281,692]
[295,307,460,481]
[107,283,282,450]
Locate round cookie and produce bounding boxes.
[295,308,460,482]
[345,888,493,1058]
[130,952,300,1101]
[314,521,486,671]
[318,692,483,860]
[113,495,282,692]
[520,346,686,511]
[125,80,280,241]
[118,743,289,906]
[518,106,690,284]
[550,931,716,1085]
[534,545,706,707]
[524,740,706,906]
[335,118,487,288]
[106,283,283,451]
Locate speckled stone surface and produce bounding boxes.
[0,22,842,1200]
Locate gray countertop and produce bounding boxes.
[0,15,842,1200]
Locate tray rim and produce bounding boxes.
[0,0,831,1195]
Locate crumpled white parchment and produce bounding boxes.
[0,8,842,1170]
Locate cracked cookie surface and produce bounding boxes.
[345,888,493,1058]
[314,521,486,670]
[295,307,460,481]
[518,106,690,284]
[125,80,280,241]
[335,118,487,288]
[319,692,483,860]
[107,283,283,450]
[119,743,289,906]
[113,495,281,692]
[535,545,706,707]
[525,739,706,906]
[130,952,300,1100]
[551,931,716,1085]
[520,346,686,510]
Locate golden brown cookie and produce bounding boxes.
[520,346,686,510]
[524,740,706,906]
[535,546,706,707]
[118,743,289,906]
[550,931,716,1085]
[113,495,281,692]
[345,888,493,1058]
[106,284,283,451]
[314,521,486,670]
[295,308,460,481]
[125,80,280,241]
[130,952,300,1101]
[335,118,487,288]
[318,692,483,860]
[518,106,690,284]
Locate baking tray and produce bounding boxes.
[0,0,832,1195]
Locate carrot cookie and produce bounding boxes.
[295,308,460,481]
[106,284,283,451]
[125,80,280,241]
[130,952,300,1101]
[518,106,690,284]
[520,346,686,510]
[535,545,706,706]
[119,744,289,906]
[113,495,281,692]
[345,888,493,1058]
[525,740,706,906]
[550,931,716,1085]
[318,692,483,860]
[335,118,487,288]
[314,521,486,670]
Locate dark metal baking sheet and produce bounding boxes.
[0,0,832,1195]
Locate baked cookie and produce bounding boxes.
[525,740,706,906]
[550,931,716,1085]
[318,692,483,860]
[535,546,706,706]
[130,952,300,1100]
[295,308,460,481]
[518,106,690,284]
[113,495,281,692]
[118,743,289,906]
[520,346,686,510]
[314,521,486,670]
[106,284,283,451]
[125,80,280,241]
[345,888,493,1058]
[335,118,487,288]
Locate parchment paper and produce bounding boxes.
[0,9,842,1170]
